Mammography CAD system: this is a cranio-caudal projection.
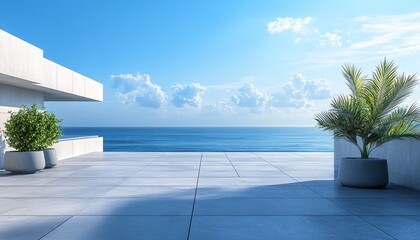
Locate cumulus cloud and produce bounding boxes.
[231,83,270,109]
[271,73,331,108]
[319,31,342,47]
[172,83,206,108]
[111,73,166,108]
[267,17,312,34]
[271,85,305,108]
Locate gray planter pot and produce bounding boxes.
[44,148,57,168]
[4,150,45,174]
[339,157,388,188]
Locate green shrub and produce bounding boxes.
[3,104,62,151]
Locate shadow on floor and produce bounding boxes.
[9,180,415,240]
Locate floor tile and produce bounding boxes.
[122,177,198,186]
[189,216,393,240]
[134,170,198,178]
[329,197,420,215]
[79,198,193,216]
[0,216,69,240]
[194,197,348,215]
[196,185,319,198]
[42,216,190,240]
[308,185,420,198]
[103,186,196,198]
[362,216,420,240]
[0,198,96,215]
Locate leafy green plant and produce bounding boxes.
[315,59,420,158]
[3,104,62,151]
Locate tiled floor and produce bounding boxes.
[0,152,420,239]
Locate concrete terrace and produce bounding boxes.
[0,152,420,240]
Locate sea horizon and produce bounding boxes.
[62,127,333,152]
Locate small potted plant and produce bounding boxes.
[3,104,62,173]
[315,59,420,188]
[40,107,62,168]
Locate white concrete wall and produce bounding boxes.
[0,29,103,101]
[335,138,420,190]
[54,137,103,161]
[0,83,44,166]
[0,30,43,83]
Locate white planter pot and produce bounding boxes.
[339,157,388,188]
[4,150,45,174]
[43,148,57,168]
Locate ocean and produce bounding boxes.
[61,127,333,152]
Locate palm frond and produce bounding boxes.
[364,58,398,121]
[342,64,365,97]
[378,73,418,120]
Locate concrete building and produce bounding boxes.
[0,29,103,168]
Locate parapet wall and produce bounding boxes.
[0,136,103,169]
[335,138,420,190]
[54,136,103,161]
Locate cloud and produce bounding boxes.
[271,84,305,108]
[308,12,420,66]
[232,82,270,109]
[111,73,166,108]
[271,73,331,108]
[319,31,342,47]
[232,75,331,111]
[267,16,345,48]
[172,83,206,108]
[267,17,312,34]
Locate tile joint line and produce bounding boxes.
[224,152,240,177]
[186,152,203,240]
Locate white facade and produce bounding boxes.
[0,29,103,167]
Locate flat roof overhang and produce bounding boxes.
[0,73,102,101]
[0,29,103,102]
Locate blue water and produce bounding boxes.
[61,127,333,152]
[62,127,333,152]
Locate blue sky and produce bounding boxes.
[1,0,420,126]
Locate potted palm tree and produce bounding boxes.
[315,59,420,188]
[3,104,62,173]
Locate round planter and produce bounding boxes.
[339,157,388,188]
[4,150,45,174]
[43,148,57,168]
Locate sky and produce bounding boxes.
[1,0,420,127]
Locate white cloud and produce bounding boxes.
[111,73,166,108]
[271,90,305,108]
[267,17,312,34]
[309,12,420,66]
[267,16,345,48]
[172,83,206,108]
[231,82,270,109]
[319,31,342,47]
[271,73,331,108]
[232,75,331,111]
